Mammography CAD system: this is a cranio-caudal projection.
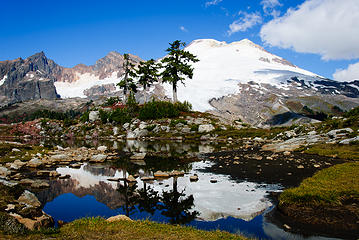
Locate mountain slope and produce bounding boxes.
[161,39,359,125]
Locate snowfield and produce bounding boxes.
[54,71,121,98]
[162,39,320,111]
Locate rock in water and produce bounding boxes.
[90,154,107,163]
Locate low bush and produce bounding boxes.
[139,100,191,120]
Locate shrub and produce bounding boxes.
[145,125,156,131]
[80,111,90,122]
[103,96,121,107]
[109,108,132,125]
[138,100,192,120]
[99,109,109,124]
[174,101,192,112]
[190,124,199,132]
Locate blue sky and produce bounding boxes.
[1,0,358,81]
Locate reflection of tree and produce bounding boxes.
[137,183,160,215]
[117,180,139,217]
[158,177,198,224]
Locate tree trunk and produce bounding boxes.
[172,83,178,103]
[143,88,147,103]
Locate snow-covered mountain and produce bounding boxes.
[1,39,359,126]
[161,39,359,125]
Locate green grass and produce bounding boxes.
[0,142,50,164]
[279,162,359,206]
[302,143,359,160]
[0,217,249,240]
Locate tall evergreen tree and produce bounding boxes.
[136,59,161,103]
[117,53,138,102]
[161,40,199,102]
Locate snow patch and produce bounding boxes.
[55,71,121,98]
[0,75,7,86]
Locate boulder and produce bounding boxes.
[10,160,26,170]
[169,170,185,176]
[198,124,215,133]
[50,154,68,162]
[27,158,43,168]
[90,154,107,163]
[327,128,353,138]
[126,175,137,183]
[17,191,41,208]
[106,214,132,222]
[12,148,21,152]
[89,111,100,122]
[339,136,359,144]
[10,212,54,230]
[154,171,170,178]
[160,126,170,132]
[181,127,191,134]
[123,123,130,130]
[97,146,107,152]
[190,175,199,182]
[113,127,119,136]
[130,153,146,160]
[0,167,11,178]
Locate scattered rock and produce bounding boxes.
[113,127,119,136]
[314,164,321,168]
[12,148,21,152]
[297,165,304,169]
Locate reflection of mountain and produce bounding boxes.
[37,179,126,209]
[83,164,117,177]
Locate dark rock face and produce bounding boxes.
[0,52,61,106]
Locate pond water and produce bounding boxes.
[32,139,343,240]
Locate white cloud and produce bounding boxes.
[228,12,262,36]
[261,0,282,17]
[260,0,359,60]
[333,62,359,82]
[179,26,188,32]
[205,0,223,7]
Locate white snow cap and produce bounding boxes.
[162,38,319,111]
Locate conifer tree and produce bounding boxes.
[161,40,199,102]
[117,53,137,102]
[136,59,161,103]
